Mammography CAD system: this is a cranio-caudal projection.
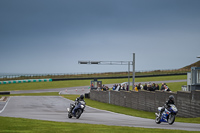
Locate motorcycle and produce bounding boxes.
[67,100,86,119]
[155,104,178,125]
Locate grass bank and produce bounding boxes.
[0,116,196,133]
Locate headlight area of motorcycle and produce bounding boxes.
[172,106,178,112]
[81,105,85,108]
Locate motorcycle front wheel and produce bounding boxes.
[76,109,82,119]
[168,114,175,125]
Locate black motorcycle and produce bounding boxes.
[67,101,86,119]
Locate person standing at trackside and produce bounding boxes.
[118,84,121,91]
[121,84,125,90]
[147,84,154,91]
[143,83,147,90]
[163,85,171,92]
[112,85,116,90]
[126,84,129,91]
[137,83,143,91]
[152,83,156,91]
[155,84,159,90]
[102,85,106,91]
[137,84,141,91]
[160,83,166,91]
[134,85,138,91]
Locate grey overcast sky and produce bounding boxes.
[0,0,200,74]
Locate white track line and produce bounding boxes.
[0,97,11,114]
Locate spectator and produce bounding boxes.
[106,86,109,91]
[118,84,121,91]
[137,83,143,91]
[137,83,141,90]
[155,84,159,90]
[163,85,171,92]
[123,84,125,90]
[115,84,117,89]
[126,85,129,91]
[90,83,94,88]
[121,84,125,90]
[147,84,154,91]
[140,83,143,90]
[102,85,106,91]
[152,83,156,91]
[143,83,147,90]
[160,83,166,91]
[134,85,138,92]
[112,85,115,90]
[115,84,118,90]
[132,84,135,91]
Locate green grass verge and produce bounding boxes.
[0,116,198,133]
[0,75,186,91]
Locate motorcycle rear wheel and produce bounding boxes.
[155,116,161,124]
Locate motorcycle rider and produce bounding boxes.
[72,94,85,117]
[158,95,175,118]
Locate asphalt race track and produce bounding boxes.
[0,95,200,131]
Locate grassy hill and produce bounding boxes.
[179,60,200,70]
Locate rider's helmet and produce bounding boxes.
[80,94,84,100]
[169,95,175,102]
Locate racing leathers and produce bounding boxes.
[72,95,85,116]
[158,95,175,118]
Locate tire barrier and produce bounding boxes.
[85,93,90,98]
[0,92,10,95]
[0,79,52,84]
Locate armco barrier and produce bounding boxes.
[0,79,52,84]
[90,90,200,118]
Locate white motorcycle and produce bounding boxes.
[155,104,178,125]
